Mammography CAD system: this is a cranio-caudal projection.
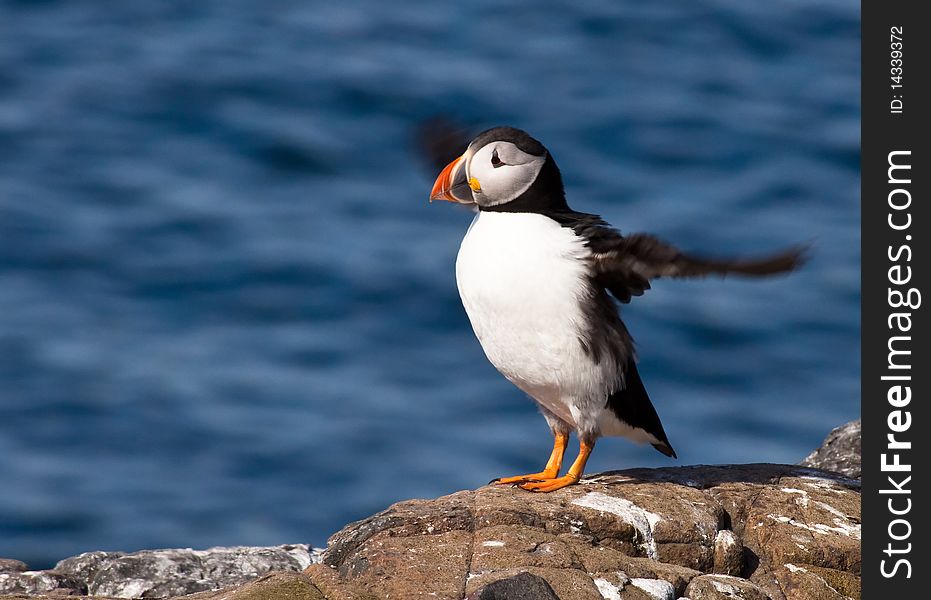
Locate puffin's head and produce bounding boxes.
[430,126,563,210]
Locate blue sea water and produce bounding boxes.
[0,1,858,568]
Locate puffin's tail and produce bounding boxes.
[606,359,677,459]
[652,441,677,459]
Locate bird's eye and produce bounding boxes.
[491,149,503,168]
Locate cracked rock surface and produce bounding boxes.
[316,464,860,600]
[0,466,859,600]
[1,466,859,600]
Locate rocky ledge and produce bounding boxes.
[1,466,860,600]
[308,463,860,600]
[2,421,861,600]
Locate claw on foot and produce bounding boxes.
[493,471,558,485]
[519,474,580,492]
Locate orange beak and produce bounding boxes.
[430,155,473,204]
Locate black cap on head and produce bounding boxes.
[469,126,548,157]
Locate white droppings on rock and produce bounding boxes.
[814,500,849,520]
[707,574,749,595]
[785,563,808,573]
[767,515,861,540]
[630,577,675,600]
[572,492,662,559]
[781,488,810,507]
[481,541,505,548]
[815,519,861,539]
[798,476,847,494]
[593,577,622,600]
[715,530,737,548]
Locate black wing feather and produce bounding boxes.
[546,210,808,304]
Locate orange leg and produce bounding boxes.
[519,439,593,492]
[493,432,569,484]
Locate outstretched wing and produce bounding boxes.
[548,211,808,304]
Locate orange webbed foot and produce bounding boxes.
[518,473,580,492]
[492,470,560,485]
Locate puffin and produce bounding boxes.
[429,126,806,492]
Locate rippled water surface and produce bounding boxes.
[0,1,859,567]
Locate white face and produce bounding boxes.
[465,141,546,207]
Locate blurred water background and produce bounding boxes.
[0,1,858,568]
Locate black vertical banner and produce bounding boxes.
[862,0,928,596]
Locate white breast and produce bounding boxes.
[456,211,618,427]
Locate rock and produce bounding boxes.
[711,530,743,576]
[800,420,861,479]
[53,544,321,599]
[184,572,329,600]
[465,571,560,600]
[319,464,860,600]
[0,560,29,574]
[580,557,697,597]
[0,571,86,596]
[684,574,770,600]
[776,564,861,600]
